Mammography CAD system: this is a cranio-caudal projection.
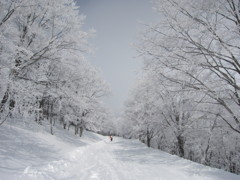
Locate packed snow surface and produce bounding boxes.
[0,123,239,180]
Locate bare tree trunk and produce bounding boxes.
[146,129,153,148]
[202,117,217,165]
[79,127,83,137]
[177,135,185,157]
[0,88,10,125]
[147,135,151,148]
[50,103,54,135]
[63,122,66,129]
[75,126,78,135]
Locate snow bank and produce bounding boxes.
[0,122,239,180]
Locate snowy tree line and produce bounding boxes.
[0,0,113,135]
[121,0,240,174]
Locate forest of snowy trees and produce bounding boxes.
[121,0,240,175]
[1,0,240,176]
[0,0,113,135]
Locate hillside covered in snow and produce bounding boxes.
[0,122,239,180]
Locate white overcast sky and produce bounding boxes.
[75,0,159,114]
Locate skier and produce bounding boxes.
[109,135,113,141]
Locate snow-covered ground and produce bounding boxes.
[0,122,239,180]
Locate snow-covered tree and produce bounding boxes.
[141,0,240,134]
[122,0,240,174]
[0,0,111,137]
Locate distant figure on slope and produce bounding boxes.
[109,136,113,141]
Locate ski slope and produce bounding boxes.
[0,123,239,180]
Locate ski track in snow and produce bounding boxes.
[0,124,240,180]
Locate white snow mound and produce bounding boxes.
[0,123,239,180]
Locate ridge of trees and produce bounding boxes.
[0,0,113,136]
[121,0,240,174]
